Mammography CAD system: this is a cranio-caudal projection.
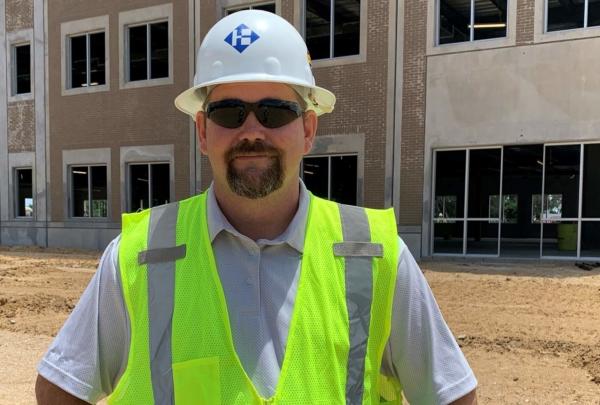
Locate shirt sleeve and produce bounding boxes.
[37,237,130,403]
[382,238,477,405]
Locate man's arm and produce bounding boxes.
[450,389,477,405]
[35,375,89,404]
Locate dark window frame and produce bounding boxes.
[126,20,169,82]
[69,164,109,219]
[437,0,508,45]
[301,153,358,204]
[127,162,171,212]
[68,31,106,89]
[14,167,34,219]
[545,0,600,33]
[304,0,362,60]
[225,2,276,15]
[12,43,32,96]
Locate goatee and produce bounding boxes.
[225,140,284,199]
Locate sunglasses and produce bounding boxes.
[205,98,304,129]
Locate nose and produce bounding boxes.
[237,111,267,142]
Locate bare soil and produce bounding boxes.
[0,246,599,404]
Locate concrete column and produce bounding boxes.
[0,0,9,232]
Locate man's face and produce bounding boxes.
[196,82,317,199]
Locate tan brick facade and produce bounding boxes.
[47,0,192,222]
[399,0,426,226]
[7,101,35,152]
[5,0,33,32]
[516,0,535,45]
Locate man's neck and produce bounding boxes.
[213,180,300,241]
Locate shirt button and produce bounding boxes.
[245,277,253,285]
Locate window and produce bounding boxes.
[15,168,33,218]
[70,166,108,217]
[489,194,518,223]
[435,195,458,220]
[226,2,276,14]
[69,32,106,88]
[129,163,170,211]
[532,194,563,223]
[12,44,31,95]
[305,0,360,59]
[61,16,109,95]
[546,0,600,32]
[302,155,357,204]
[127,21,169,82]
[438,0,507,45]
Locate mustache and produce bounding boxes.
[226,140,281,161]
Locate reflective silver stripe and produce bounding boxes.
[138,245,187,265]
[146,203,179,405]
[333,242,383,258]
[337,204,374,405]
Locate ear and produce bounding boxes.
[302,110,318,155]
[196,111,209,155]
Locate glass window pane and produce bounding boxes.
[434,221,464,254]
[547,0,584,32]
[468,149,501,218]
[333,0,360,57]
[16,169,33,217]
[72,166,89,217]
[502,195,518,223]
[91,166,107,217]
[588,0,600,27]
[303,157,329,199]
[436,195,458,219]
[150,22,168,79]
[542,221,578,257]
[15,44,31,94]
[151,163,170,207]
[70,35,87,88]
[582,144,600,218]
[89,32,105,86]
[130,164,149,212]
[466,220,498,255]
[306,0,331,59]
[439,0,470,44]
[544,145,580,219]
[435,150,466,218]
[473,0,507,40]
[330,155,357,204]
[129,25,148,81]
[254,3,276,12]
[581,221,600,258]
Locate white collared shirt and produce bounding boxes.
[39,183,477,404]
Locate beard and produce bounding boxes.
[225,140,284,199]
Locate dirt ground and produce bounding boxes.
[0,246,599,404]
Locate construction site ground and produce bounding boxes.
[0,246,599,404]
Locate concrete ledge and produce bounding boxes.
[47,227,119,250]
[1,226,46,246]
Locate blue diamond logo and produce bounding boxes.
[224,24,260,53]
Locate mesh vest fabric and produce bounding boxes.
[108,192,402,404]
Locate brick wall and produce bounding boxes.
[516,0,535,45]
[47,0,191,221]
[5,0,33,32]
[8,101,35,152]
[400,0,427,226]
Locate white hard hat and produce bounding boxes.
[174,10,335,120]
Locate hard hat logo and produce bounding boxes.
[225,24,260,53]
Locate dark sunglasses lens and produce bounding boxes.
[208,106,247,129]
[257,105,301,129]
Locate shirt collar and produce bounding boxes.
[206,181,310,253]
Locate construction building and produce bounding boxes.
[0,0,599,260]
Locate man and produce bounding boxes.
[36,10,477,404]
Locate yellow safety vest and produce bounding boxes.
[108,192,403,404]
